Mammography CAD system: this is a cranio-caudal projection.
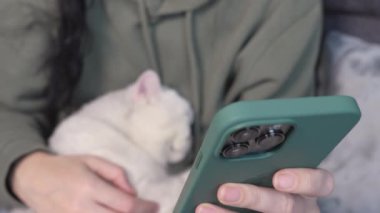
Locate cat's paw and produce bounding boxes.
[167,151,187,163]
[167,141,191,163]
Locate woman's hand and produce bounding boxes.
[11,152,159,213]
[196,168,334,213]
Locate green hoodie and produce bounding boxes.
[0,0,321,207]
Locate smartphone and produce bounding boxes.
[174,96,361,213]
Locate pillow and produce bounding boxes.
[323,0,380,44]
[325,0,380,15]
[318,31,380,213]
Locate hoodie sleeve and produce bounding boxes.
[225,0,322,102]
[0,0,57,207]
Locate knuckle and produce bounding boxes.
[321,171,334,196]
[234,185,260,209]
[124,200,137,213]
[282,194,296,213]
[298,169,332,196]
[315,169,328,181]
[311,169,334,196]
[304,171,314,191]
[247,188,261,209]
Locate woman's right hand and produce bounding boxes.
[196,168,333,213]
[11,152,158,213]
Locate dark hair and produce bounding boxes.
[46,0,88,125]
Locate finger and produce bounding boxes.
[96,198,159,213]
[129,199,160,213]
[195,203,236,213]
[83,156,136,195]
[273,168,334,197]
[92,176,158,213]
[86,202,114,213]
[217,183,318,213]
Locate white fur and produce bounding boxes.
[319,32,380,213]
[9,70,193,213]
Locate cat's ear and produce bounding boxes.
[132,70,162,102]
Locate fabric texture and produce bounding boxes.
[0,0,322,207]
[323,0,380,44]
[319,31,380,213]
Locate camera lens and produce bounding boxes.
[222,142,250,158]
[231,127,259,143]
[255,129,285,152]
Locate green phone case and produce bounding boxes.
[174,96,361,213]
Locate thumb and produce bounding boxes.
[82,156,137,195]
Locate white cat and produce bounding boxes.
[318,32,380,213]
[10,70,193,213]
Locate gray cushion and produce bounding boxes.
[323,0,380,44]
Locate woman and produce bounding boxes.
[0,0,333,212]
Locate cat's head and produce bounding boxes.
[124,70,194,165]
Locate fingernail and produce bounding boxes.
[196,204,217,213]
[277,173,295,189]
[220,185,241,203]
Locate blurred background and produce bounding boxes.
[318,0,380,212]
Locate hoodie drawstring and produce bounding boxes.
[185,11,203,150]
[137,0,203,148]
[138,0,161,74]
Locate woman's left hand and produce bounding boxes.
[195,168,334,213]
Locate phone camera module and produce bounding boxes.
[231,127,259,143]
[221,124,293,158]
[222,142,250,158]
[256,129,286,151]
